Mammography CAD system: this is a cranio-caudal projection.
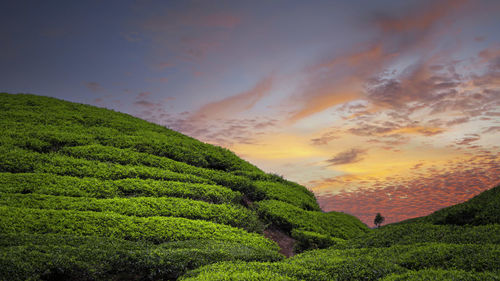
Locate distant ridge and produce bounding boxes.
[400,184,500,226]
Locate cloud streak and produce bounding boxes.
[287,0,469,122]
[190,75,274,121]
[326,148,366,166]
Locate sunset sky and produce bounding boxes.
[1,0,499,225]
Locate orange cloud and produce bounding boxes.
[289,77,363,122]
[316,151,499,226]
[190,76,273,121]
[287,0,469,123]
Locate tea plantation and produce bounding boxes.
[1,93,498,280]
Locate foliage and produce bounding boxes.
[381,269,500,281]
[375,213,385,228]
[1,146,219,184]
[345,223,500,248]
[0,206,278,251]
[181,257,406,281]
[0,172,240,204]
[0,233,282,281]
[253,180,320,211]
[407,185,500,226]
[0,193,262,232]
[59,144,258,194]
[256,200,369,239]
[181,243,500,280]
[291,229,346,253]
[0,93,261,173]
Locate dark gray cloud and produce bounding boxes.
[326,148,367,166]
[311,130,340,146]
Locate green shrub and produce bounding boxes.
[59,144,257,194]
[381,269,500,281]
[0,193,263,232]
[291,229,346,252]
[410,185,500,226]
[181,256,406,281]
[256,200,369,239]
[312,243,500,273]
[253,181,320,211]
[0,146,213,183]
[0,93,262,173]
[346,223,500,248]
[0,206,278,251]
[180,262,303,281]
[0,233,282,281]
[0,172,239,203]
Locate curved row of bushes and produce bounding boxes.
[253,181,320,211]
[1,93,261,173]
[381,269,500,281]
[180,243,500,280]
[0,193,262,232]
[0,233,282,281]
[0,146,212,183]
[345,223,500,248]
[0,206,278,251]
[59,144,258,194]
[256,200,369,239]
[0,172,239,204]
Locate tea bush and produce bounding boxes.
[0,206,278,250]
[0,233,282,281]
[381,269,500,281]
[0,172,240,203]
[253,181,320,211]
[0,193,262,231]
[256,200,369,239]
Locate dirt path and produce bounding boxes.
[242,196,296,257]
[264,225,296,257]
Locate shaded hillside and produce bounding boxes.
[177,186,500,280]
[402,184,500,226]
[0,93,368,280]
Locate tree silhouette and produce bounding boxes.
[374,213,385,228]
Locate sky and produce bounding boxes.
[1,0,499,226]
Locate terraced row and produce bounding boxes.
[0,193,262,231]
[180,243,500,280]
[0,206,277,250]
[1,93,261,173]
[0,146,211,183]
[0,172,239,204]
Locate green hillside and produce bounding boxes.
[2,93,498,280]
[402,184,500,226]
[0,93,369,280]
[178,185,500,281]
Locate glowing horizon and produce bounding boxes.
[1,0,498,226]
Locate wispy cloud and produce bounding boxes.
[190,75,274,121]
[326,148,367,166]
[287,0,469,122]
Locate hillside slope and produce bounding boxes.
[0,93,369,280]
[401,184,500,226]
[179,185,500,280]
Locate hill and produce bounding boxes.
[0,93,369,280]
[2,93,499,281]
[400,184,500,226]
[178,184,500,281]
